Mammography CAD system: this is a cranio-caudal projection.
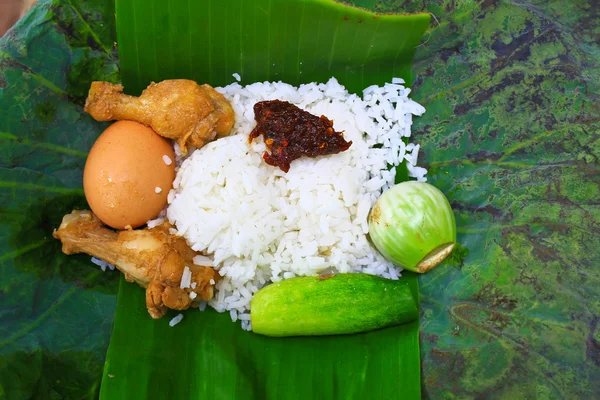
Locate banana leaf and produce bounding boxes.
[99,1,429,399]
[2,0,600,398]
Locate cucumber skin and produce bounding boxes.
[250,274,418,337]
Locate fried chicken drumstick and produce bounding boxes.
[53,210,218,319]
[84,79,235,153]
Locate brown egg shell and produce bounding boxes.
[83,120,176,230]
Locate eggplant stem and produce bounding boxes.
[416,242,455,273]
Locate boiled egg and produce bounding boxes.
[83,120,176,229]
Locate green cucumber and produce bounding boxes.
[250,274,418,337]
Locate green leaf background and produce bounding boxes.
[1,0,599,399]
[0,1,119,398]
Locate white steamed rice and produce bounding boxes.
[91,256,115,272]
[169,313,184,327]
[165,77,426,330]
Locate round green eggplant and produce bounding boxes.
[368,181,456,273]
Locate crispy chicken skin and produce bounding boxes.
[84,79,235,153]
[53,210,218,319]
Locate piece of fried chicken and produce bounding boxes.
[84,79,235,153]
[53,210,218,319]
